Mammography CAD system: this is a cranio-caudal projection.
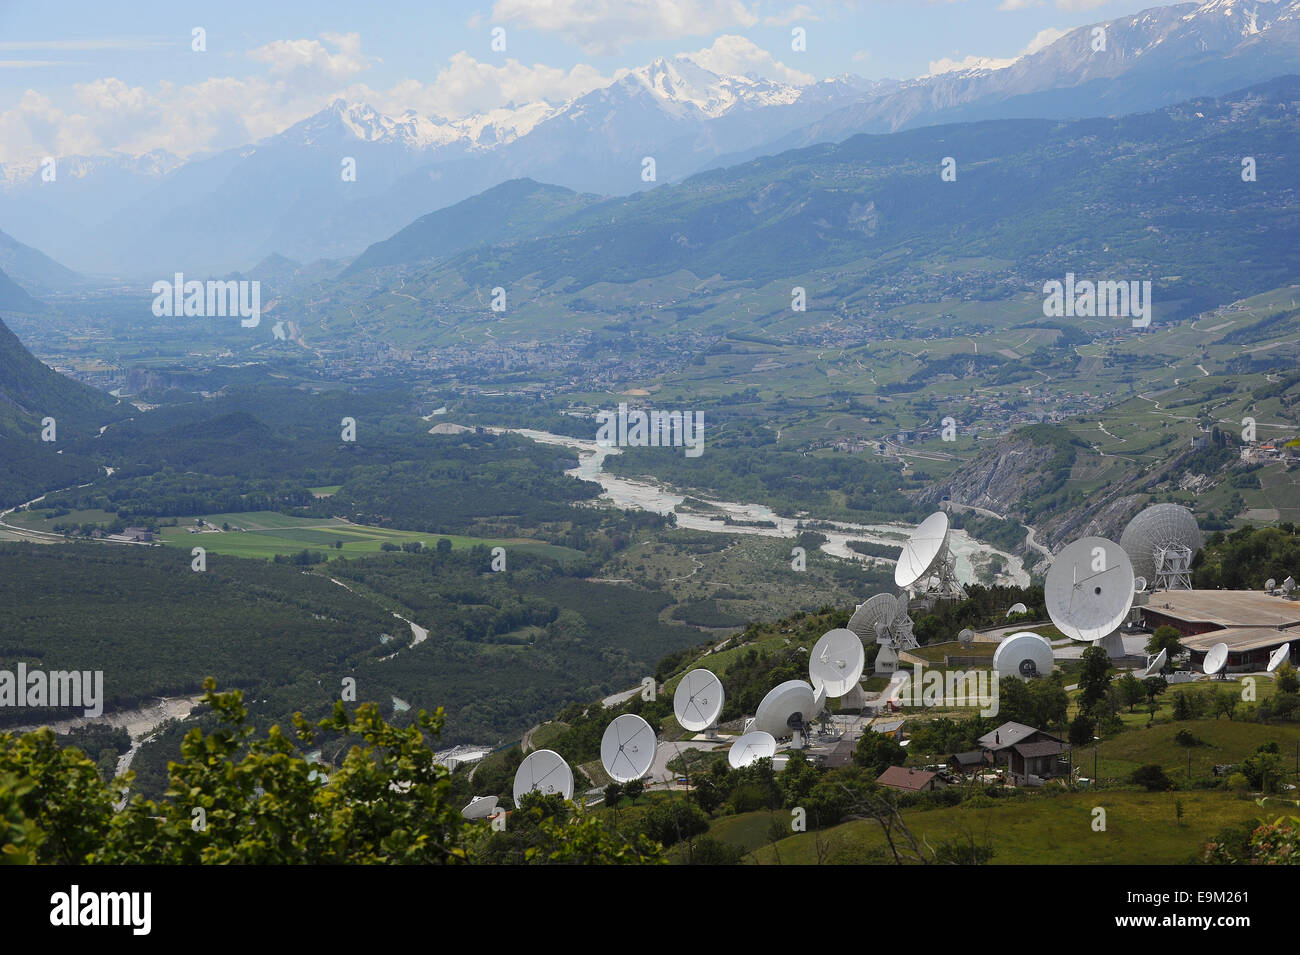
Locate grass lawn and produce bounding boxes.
[1072,717,1300,783]
[746,789,1275,865]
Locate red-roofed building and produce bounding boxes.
[876,766,944,792]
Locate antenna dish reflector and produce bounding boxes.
[751,680,817,739]
[809,628,865,697]
[1265,578,1277,592]
[1119,504,1202,590]
[1045,537,1135,642]
[673,668,724,732]
[993,632,1054,679]
[1266,644,1290,674]
[512,749,574,804]
[895,511,949,587]
[958,628,975,648]
[728,731,777,768]
[461,795,500,820]
[1006,602,1028,618]
[850,593,897,644]
[1202,642,1230,676]
[1284,576,1297,595]
[600,713,656,783]
[812,684,828,717]
[1138,648,1167,679]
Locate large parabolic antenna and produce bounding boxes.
[1119,504,1202,591]
[850,593,917,676]
[674,668,724,734]
[958,628,975,648]
[728,731,777,768]
[1267,645,1291,673]
[1006,602,1028,618]
[512,749,574,804]
[1203,642,1229,676]
[895,511,965,600]
[752,680,817,745]
[993,632,1054,679]
[600,714,656,783]
[809,628,865,697]
[1046,537,1135,645]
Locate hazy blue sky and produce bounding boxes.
[0,0,1167,163]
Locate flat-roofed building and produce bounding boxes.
[1137,590,1300,672]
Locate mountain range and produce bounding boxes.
[1,0,1297,279]
[310,75,1300,347]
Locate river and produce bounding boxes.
[491,427,1028,588]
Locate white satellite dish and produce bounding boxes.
[1284,576,1297,595]
[1265,578,1277,592]
[1119,503,1203,591]
[812,684,828,717]
[751,680,817,744]
[958,628,975,648]
[809,628,865,697]
[1045,537,1136,643]
[728,731,777,768]
[1139,648,1167,679]
[895,511,964,598]
[1134,576,1148,594]
[1202,642,1230,676]
[1266,644,1290,674]
[992,632,1054,679]
[1006,602,1028,618]
[600,713,656,783]
[673,668,724,733]
[512,749,574,804]
[461,795,500,820]
[849,593,896,644]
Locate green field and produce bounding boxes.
[156,511,583,561]
[747,790,1276,865]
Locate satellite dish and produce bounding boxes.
[1045,537,1135,642]
[673,668,724,733]
[895,512,963,598]
[752,680,817,741]
[993,632,1054,679]
[1265,578,1277,592]
[1139,648,1167,679]
[849,593,897,644]
[461,794,500,820]
[728,731,777,768]
[1267,645,1290,673]
[1202,642,1229,676]
[512,749,574,804]
[1284,576,1297,595]
[958,628,975,648]
[1119,504,1202,591]
[812,684,828,717]
[1006,602,1028,618]
[809,628,865,697]
[600,713,656,783]
[1134,576,1148,594]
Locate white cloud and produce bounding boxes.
[247,32,373,86]
[490,0,760,54]
[0,33,620,164]
[1055,0,1112,9]
[996,0,1042,10]
[764,4,820,26]
[685,34,814,85]
[1022,26,1066,55]
[927,25,1067,76]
